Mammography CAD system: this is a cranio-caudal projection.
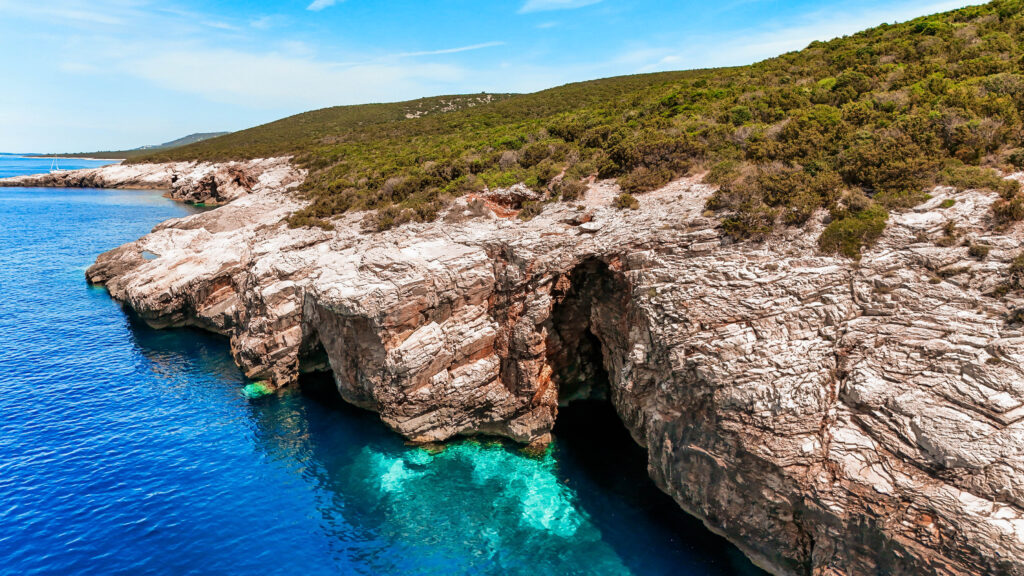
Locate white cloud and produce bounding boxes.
[122,49,468,109]
[59,61,102,74]
[0,0,127,26]
[390,42,505,58]
[250,16,275,30]
[307,0,341,12]
[519,0,601,14]
[201,20,239,31]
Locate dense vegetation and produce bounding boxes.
[136,1,1024,256]
[136,95,513,163]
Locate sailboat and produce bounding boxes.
[49,159,68,174]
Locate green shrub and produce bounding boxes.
[729,105,753,126]
[874,189,933,209]
[614,193,640,210]
[939,163,1019,198]
[818,204,889,259]
[935,219,961,247]
[557,180,589,201]
[1010,253,1024,275]
[913,20,950,36]
[721,201,777,239]
[705,160,741,187]
[1005,252,1024,292]
[969,243,991,259]
[618,166,676,194]
[993,195,1024,222]
[837,132,936,196]
[518,201,544,220]
[834,70,873,95]
[1007,148,1024,169]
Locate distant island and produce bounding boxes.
[33,132,230,160]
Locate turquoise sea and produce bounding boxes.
[0,155,765,575]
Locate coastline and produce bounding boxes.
[0,157,302,205]
[56,158,1024,576]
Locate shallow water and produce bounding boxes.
[0,158,766,575]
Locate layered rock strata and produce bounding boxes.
[26,159,1024,575]
[0,158,302,205]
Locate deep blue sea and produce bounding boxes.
[0,155,765,576]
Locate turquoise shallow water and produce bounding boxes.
[0,156,765,575]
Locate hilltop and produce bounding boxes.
[43,132,230,160]
[136,0,1024,257]
[141,132,231,150]
[136,93,515,163]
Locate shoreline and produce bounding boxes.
[0,158,302,207]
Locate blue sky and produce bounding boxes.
[0,0,972,153]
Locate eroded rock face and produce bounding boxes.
[0,157,303,205]
[84,171,1024,575]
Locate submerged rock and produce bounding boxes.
[67,161,1024,575]
[242,381,274,399]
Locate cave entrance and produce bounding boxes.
[543,256,646,493]
[297,369,346,407]
[545,260,766,575]
[545,258,631,409]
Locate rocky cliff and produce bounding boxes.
[0,158,301,205]
[8,160,1023,575]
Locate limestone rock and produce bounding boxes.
[82,167,1024,575]
[481,183,542,207]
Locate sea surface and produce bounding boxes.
[0,154,115,178]
[0,155,766,576]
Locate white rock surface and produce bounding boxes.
[81,166,1024,576]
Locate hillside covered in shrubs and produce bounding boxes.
[136,0,1024,257]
